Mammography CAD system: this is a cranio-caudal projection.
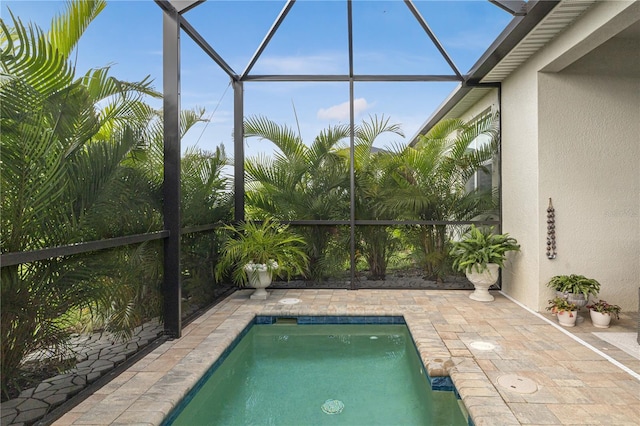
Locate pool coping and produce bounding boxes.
[55,290,518,426]
[53,289,640,426]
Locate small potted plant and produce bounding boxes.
[546,274,600,309]
[546,297,579,327]
[449,225,520,302]
[586,300,621,328]
[214,218,309,299]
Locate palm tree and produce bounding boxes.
[180,145,232,228]
[243,115,351,281]
[87,108,234,332]
[383,113,499,279]
[337,115,405,280]
[130,108,233,308]
[0,0,159,394]
[178,144,233,307]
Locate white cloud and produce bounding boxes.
[257,53,343,74]
[317,98,370,121]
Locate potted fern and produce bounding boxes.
[546,274,600,309]
[214,218,309,299]
[449,225,520,302]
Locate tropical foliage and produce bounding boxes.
[347,116,404,280]
[449,225,520,273]
[0,0,232,398]
[132,108,233,307]
[586,300,621,320]
[179,144,233,306]
[546,297,578,315]
[0,0,162,394]
[546,274,601,299]
[214,219,308,286]
[243,112,500,282]
[382,113,500,279]
[244,115,352,280]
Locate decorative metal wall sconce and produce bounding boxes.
[546,198,557,259]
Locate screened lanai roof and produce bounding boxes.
[155,0,606,146]
[155,0,563,153]
[162,0,545,81]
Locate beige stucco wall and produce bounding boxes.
[499,0,640,311]
[500,66,542,308]
[538,71,639,311]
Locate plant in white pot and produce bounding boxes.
[214,218,309,299]
[586,300,621,328]
[546,297,579,327]
[449,225,520,302]
[546,274,600,310]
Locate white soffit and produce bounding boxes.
[481,0,597,83]
[439,87,495,122]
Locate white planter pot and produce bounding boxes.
[555,291,588,309]
[557,310,578,327]
[465,263,499,302]
[589,310,612,328]
[244,263,274,300]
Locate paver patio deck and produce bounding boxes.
[52,289,640,426]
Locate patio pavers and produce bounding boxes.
[52,289,640,426]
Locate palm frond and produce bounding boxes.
[355,114,404,144]
[244,115,305,161]
[48,0,106,60]
[1,12,74,96]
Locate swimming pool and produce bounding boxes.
[164,316,468,425]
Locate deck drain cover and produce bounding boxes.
[497,374,538,394]
[278,298,301,305]
[469,341,495,351]
[321,399,344,415]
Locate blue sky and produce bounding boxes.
[2,0,513,158]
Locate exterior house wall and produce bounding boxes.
[500,68,541,308]
[498,0,639,311]
[538,71,639,311]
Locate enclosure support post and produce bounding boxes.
[233,81,245,223]
[347,0,356,290]
[162,7,182,338]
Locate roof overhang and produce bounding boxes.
[407,85,497,143]
[410,0,602,143]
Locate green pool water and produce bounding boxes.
[167,323,467,425]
